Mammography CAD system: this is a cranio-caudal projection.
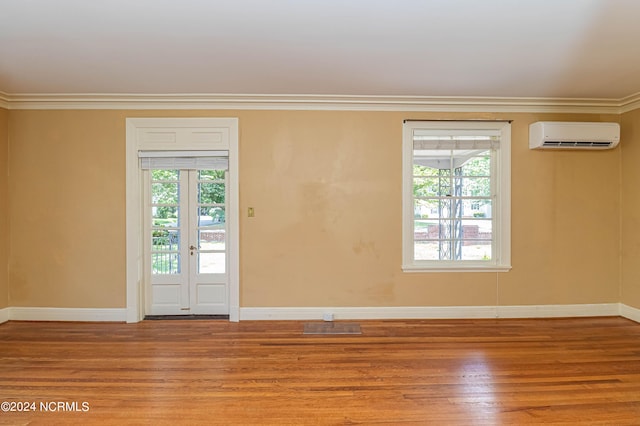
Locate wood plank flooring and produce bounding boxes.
[1,317,640,425]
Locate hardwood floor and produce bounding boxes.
[1,317,640,425]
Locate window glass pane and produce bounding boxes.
[199,183,225,204]
[199,229,225,250]
[459,219,493,241]
[411,145,493,262]
[199,170,225,181]
[411,131,495,264]
[199,253,225,274]
[199,206,225,226]
[152,253,180,274]
[414,177,448,197]
[437,178,452,197]
[413,219,494,262]
[152,169,179,180]
[152,207,179,227]
[414,240,457,261]
[414,241,440,260]
[413,164,439,177]
[459,154,491,176]
[462,200,492,219]
[414,199,440,220]
[436,199,453,218]
[438,218,454,239]
[414,219,433,240]
[414,198,453,220]
[455,177,491,197]
[457,219,493,260]
[152,182,179,204]
[460,243,492,261]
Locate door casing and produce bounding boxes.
[125,118,239,322]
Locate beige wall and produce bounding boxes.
[0,108,8,309]
[621,108,640,309]
[8,111,127,308]
[7,109,621,309]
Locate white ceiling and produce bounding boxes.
[1,0,640,100]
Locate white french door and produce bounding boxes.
[144,167,229,315]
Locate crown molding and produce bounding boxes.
[619,92,640,114]
[0,92,637,114]
[0,91,10,109]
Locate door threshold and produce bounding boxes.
[144,314,230,320]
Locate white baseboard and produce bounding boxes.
[0,304,633,323]
[240,306,498,321]
[496,303,620,319]
[8,307,126,322]
[620,304,640,323]
[240,303,620,321]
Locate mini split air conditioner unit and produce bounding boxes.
[529,121,620,150]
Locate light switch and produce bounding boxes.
[248,207,255,217]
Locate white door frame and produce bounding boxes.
[125,118,240,322]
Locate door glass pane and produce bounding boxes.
[199,170,225,180]
[199,229,225,250]
[198,206,224,226]
[196,169,226,275]
[199,252,225,274]
[152,229,180,250]
[152,169,179,180]
[152,253,181,274]
[152,182,179,204]
[151,169,181,275]
[199,182,225,204]
[152,207,179,227]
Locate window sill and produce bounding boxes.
[402,264,512,273]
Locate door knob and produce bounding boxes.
[189,245,198,250]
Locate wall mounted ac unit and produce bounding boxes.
[529,121,620,150]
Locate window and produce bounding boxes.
[402,121,511,272]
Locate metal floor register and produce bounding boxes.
[303,322,362,335]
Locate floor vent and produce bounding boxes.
[303,322,362,335]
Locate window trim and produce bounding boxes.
[402,120,511,272]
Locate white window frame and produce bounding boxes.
[402,120,511,272]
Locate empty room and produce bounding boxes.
[2,0,640,424]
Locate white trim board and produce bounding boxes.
[1,92,638,114]
[7,307,127,322]
[620,304,640,324]
[496,303,620,318]
[240,303,622,321]
[240,306,498,321]
[0,304,636,323]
